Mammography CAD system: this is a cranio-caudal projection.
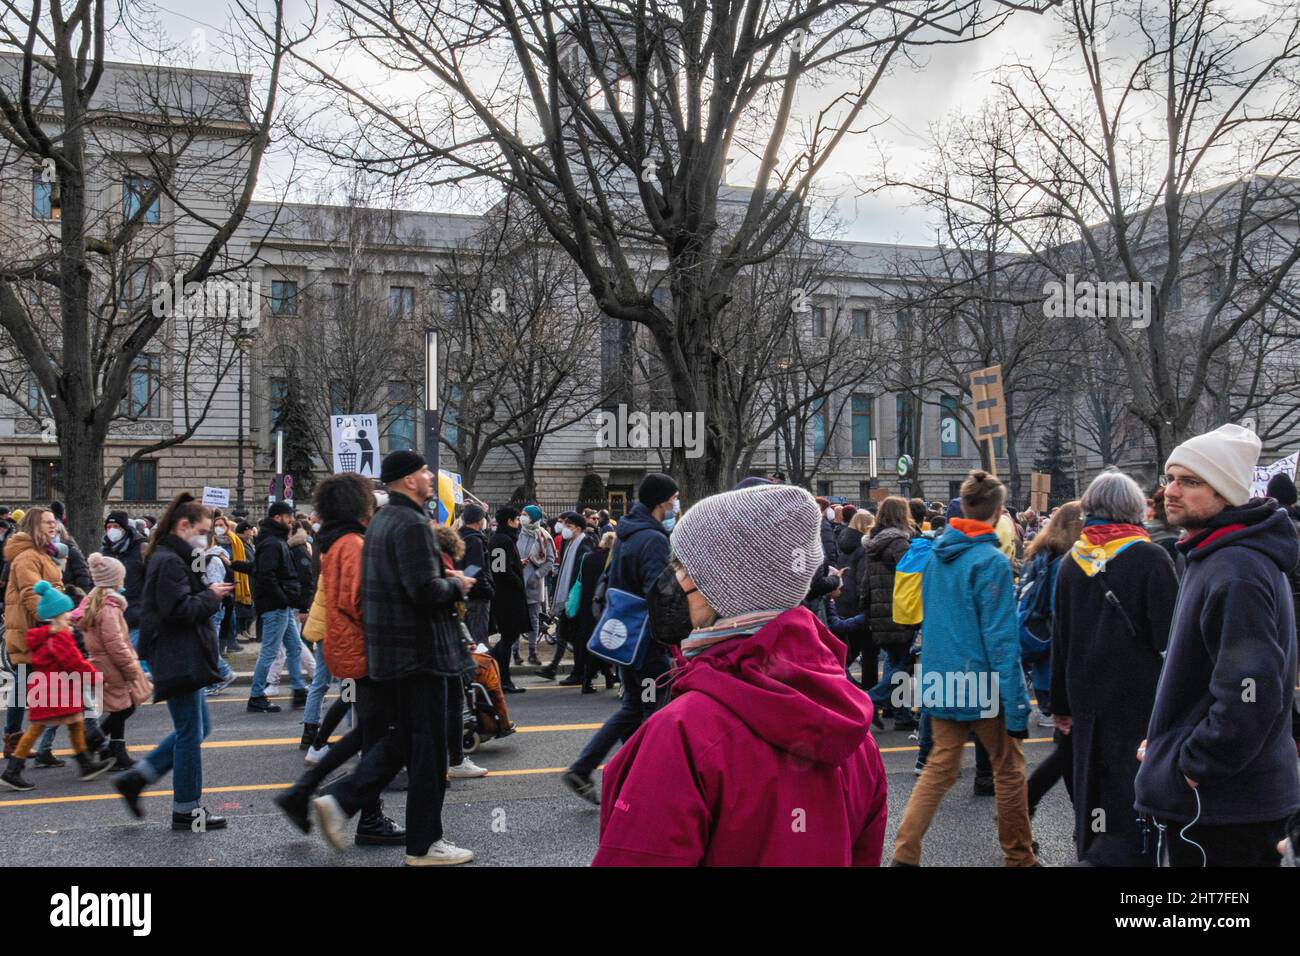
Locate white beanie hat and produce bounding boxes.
[1164,424,1261,507]
[670,484,823,619]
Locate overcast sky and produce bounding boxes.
[133,0,1274,246]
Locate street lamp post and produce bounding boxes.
[234,329,256,511]
[424,329,440,481]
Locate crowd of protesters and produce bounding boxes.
[1,421,1297,867]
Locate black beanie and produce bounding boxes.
[380,449,427,484]
[268,501,295,518]
[461,504,485,525]
[1266,472,1298,506]
[106,510,131,529]
[637,472,678,509]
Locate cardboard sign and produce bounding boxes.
[202,486,230,508]
[332,413,379,477]
[1030,472,1051,513]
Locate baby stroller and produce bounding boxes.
[460,653,516,754]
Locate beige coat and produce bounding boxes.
[3,533,64,666]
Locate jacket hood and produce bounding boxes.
[672,606,870,765]
[4,531,38,562]
[615,502,665,542]
[932,523,999,563]
[838,526,864,555]
[1183,501,1300,574]
[288,528,309,549]
[866,526,909,556]
[317,519,364,555]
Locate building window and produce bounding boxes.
[1208,264,1225,299]
[126,354,162,418]
[383,381,416,454]
[269,377,287,428]
[896,393,918,460]
[32,168,58,220]
[851,308,870,338]
[896,308,913,339]
[388,285,414,319]
[811,397,828,456]
[442,289,460,323]
[859,480,872,503]
[329,381,348,416]
[31,458,63,500]
[23,380,50,417]
[270,280,299,316]
[122,460,157,502]
[812,307,827,338]
[948,480,963,501]
[851,393,873,456]
[939,395,960,457]
[123,175,160,224]
[815,480,831,497]
[118,261,152,310]
[444,384,461,447]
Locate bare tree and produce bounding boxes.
[0,1,292,539]
[280,0,1042,497]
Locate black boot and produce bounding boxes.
[114,769,148,818]
[84,724,107,755]
[355,801,406,846]
[300,724,319,751]
[108,739,135,771]
[172,808,228,832]
[274,787,312,834]
[74,749,115,781]
[537,665,557,681]
[247,695,282,713]
[973,775,996,797]
[33,749,66,769]
[291,688,308,710]
[0,757,34,792]
[2,731,20,759]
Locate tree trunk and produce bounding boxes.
[62,419,107,548]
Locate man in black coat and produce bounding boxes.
[547,512,597,689]
[247,502,305,713]
[101,511,145,642]
[1136,425,1300,866]
[489,507,530,693]
[456,504,495,645]
[313,450,475,866]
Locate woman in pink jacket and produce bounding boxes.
[78,554,152,770]
[591,483,888,867]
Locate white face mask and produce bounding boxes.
[105,527,124,543]
[189,534,208,550]
[561,526,574,540]
[825,507,835,521]
[312,522,321,533]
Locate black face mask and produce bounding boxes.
[647,564,698,646]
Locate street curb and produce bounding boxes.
[222,660,575,688]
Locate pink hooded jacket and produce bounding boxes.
[592,606,887,867]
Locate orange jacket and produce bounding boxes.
[4,533,64,666]
[320,532,367,679]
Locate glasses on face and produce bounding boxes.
[1161,474,1207,490]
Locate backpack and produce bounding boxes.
[891,537,933,626]
[586,528,661,669]
[1016,551,1057,662]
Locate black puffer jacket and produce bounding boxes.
[857,527,913,647]
[836,526,867,615]
[137,534,223,702]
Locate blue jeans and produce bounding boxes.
[570,652,673,778]
[250,608,304,698]
[304,644,332,725]
[137,689,211,812]
[128,627,148,674]
[1030,657,1051,715]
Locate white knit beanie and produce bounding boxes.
[1165,424,1261,506]
[670,484,823,619]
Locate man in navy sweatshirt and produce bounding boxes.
[1136,424,1300,866]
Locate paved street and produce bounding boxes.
[0,662,1076,867]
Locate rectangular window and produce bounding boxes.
[851,393,873,456]
[119,261,152,309]
[270,280,298,316]
[811,397,827,456]
[1208,265,1225,299]
[126,354,162,418]
[23,380,50,417]
[31,458,63,500]
[388,285,415,320]
[383,381,417,455]
[896,393,918,460]
[329,381,348,416]
[851,308,870,338]
[445,384,461,447]
[269,377,288,429]
[897,309,913,339]
[442,289,460,323]
[123,175,160,224]
[816,480,831,497]
[939,395,960,457]
[812,307,827,338]
[859,480,872,503]
[32,169,58,220]
[122,460,157,503]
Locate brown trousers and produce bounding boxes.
[893,716,1036,866]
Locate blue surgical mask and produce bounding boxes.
[662,516,677,532]
[117,586,127,595]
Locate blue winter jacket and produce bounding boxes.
[917,523,1030,732]
[1135,502,1300,825]
[609,502,671,600]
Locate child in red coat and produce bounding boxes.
[0,581,114,791]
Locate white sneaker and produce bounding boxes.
[304,744,330,766]
[447,758,488,779]
[311,794,348,851]
[404,839,474,866]
[1037,713,1055,728]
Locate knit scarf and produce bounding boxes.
[680,608,786,659]
[227,531,252,605]
[1069,523,1148,577]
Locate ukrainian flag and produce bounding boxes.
[892,536,933,626]
[436,469,463,525]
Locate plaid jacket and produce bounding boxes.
[361,491,466,681]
